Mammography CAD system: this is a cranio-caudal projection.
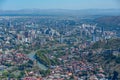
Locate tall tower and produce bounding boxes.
[101,26,104,37]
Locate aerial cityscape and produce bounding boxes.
[0,0,120,80]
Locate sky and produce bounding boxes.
[0,0,120,10]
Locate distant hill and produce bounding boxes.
[0,9,120,16]
[95,16,120,25]
[94,16,120,37]
[91,38,120,50]
[95,16,120,30]
[88,38,120,78]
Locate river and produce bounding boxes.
[27,52,48,70]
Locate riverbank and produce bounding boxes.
[27,52,48,70]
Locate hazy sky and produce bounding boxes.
[0,0,120,10]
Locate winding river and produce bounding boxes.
[28,52,48,70]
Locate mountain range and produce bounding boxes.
[0,9,120,16]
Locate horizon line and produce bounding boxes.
[1,8,120,11]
